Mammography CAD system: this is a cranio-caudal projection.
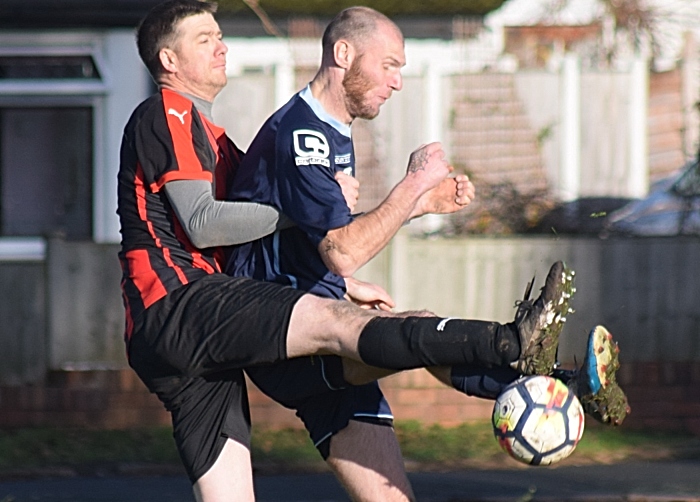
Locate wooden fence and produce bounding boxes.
[3,235,700,378]
[1,235,699,433]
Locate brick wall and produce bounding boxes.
[0,370,169,429]
[619,361,700,435]
[449,72,549,195]
[2,364,699,436]
[648,68,688,182]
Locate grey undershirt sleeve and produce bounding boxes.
[164,179,293,248]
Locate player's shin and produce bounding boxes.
[356,316,520,371]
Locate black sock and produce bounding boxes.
[356,316,520,370]
[552,368,575,385]
[450,365,520,399]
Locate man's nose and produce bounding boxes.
[391,72,403,91]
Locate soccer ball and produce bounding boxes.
[492,375,585,466]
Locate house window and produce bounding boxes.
[0,55,100,80]
[0,106,93,239]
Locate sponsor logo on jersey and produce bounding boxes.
[293,129,330,167]
[335,153,352,165]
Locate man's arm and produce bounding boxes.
[165,179,293,248]
[318,142,467,277]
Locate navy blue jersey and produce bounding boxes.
[226,86,355,299]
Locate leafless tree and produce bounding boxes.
[541,0,700,65]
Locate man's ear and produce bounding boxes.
[159,48,178,74]
[333,40,355,70]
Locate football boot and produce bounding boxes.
[556,325,630,426]
[511,260,576,376]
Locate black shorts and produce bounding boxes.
[246,356,393,459]
[127,274,305,483]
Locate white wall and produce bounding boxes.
[96,30,153,243]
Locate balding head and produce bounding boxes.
[321,6,402,63]
[310,6,405,123]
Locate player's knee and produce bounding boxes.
[287,295,372,358]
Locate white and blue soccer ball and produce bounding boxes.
[492,375,585,466]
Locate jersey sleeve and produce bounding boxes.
[275,124,353,246]
[134,90,215,193]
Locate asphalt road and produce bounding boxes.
[0,460,699,501]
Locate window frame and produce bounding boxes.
[0,33,107,258]
[0,34,108,96]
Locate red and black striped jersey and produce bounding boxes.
[117,88,242,340]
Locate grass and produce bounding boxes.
[395,421,700,469]
[0,421,697,477]
[0,428,180,471]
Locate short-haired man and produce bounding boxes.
[119,1,593,501]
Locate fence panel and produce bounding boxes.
[0,261,45,384]
[580,71,636,197]
[46,239,125,371]
[2,236,699,383]
[357,234,700,364]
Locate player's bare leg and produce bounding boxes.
[285,294,374,360]
[286,296,436,361]
[326,420,415,502]
[193,438,255,502]
[288,262,570,374]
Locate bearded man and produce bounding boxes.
[224,6,628,502]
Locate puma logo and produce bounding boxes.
[168,108,188,125]
[436,317,456,332]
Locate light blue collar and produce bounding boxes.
[300,85,352,138]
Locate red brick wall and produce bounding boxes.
[618,361,700,435]
[1,364,699,436]
[448,72,549,195]
[648,68,688,182]
[0,370,169,429]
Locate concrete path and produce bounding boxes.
[0,460,699,501]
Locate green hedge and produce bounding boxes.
[218,0,508,17]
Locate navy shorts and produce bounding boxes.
[246,356,394,458]
[127,274,305,483]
